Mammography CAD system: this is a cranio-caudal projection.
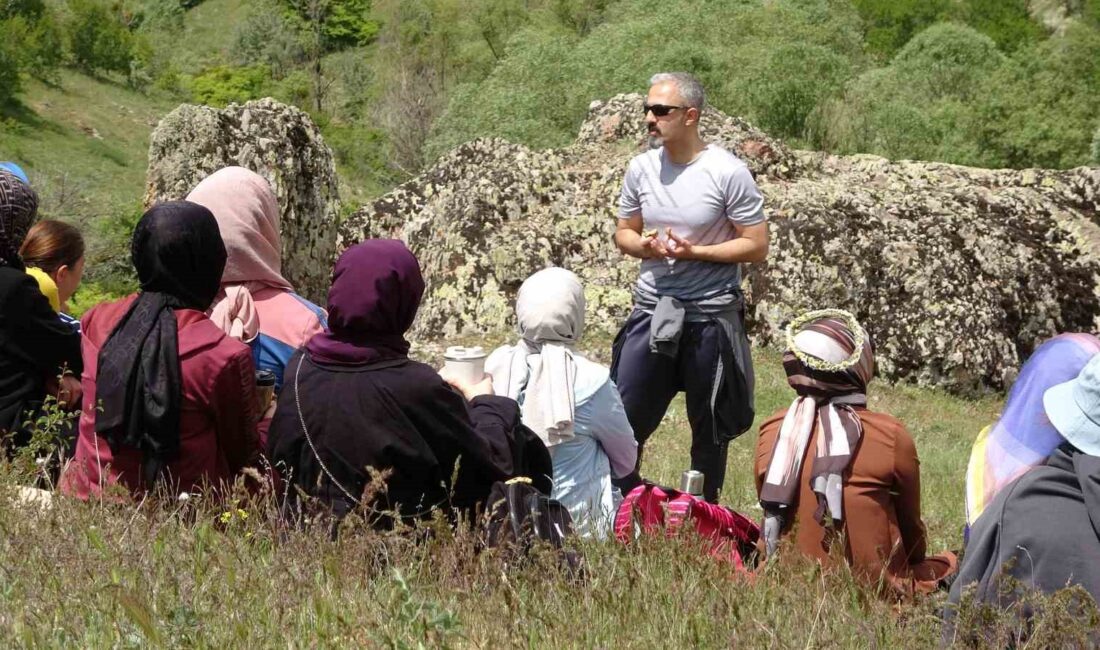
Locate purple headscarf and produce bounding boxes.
[965,332,1100,527]
[306,240,424,366]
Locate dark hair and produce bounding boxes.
[19,219,85,274]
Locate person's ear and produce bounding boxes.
[55,264,69,284]
[685,107,700,127]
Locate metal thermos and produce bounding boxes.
[680,470,704,496]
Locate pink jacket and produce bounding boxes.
[62,294,259,499]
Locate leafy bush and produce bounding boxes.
[231,1,304,78]
[66,0,138,75]
[851,0,951,59]
[428,0,865,157]
[815,23,1007,165]
[954,0,1043,52]
[970,22,1100,168]
[0,27,21,103]
[186,64,271,106]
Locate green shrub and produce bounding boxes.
[970,23,1100,169]
[814,23,1006,165]
[428,0,865,158]
[66,0,137,75]
[231,1,304,77]
[186,64,272,107]
[851,0,951,59]
[954,0,1043,52]
[0,26,20,103]
[734,42,852,142]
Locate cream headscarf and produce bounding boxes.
[486,267,585,447]
[186,166,293,341]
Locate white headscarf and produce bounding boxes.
[486,267,585,447]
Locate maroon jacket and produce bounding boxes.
[62,294,258,498]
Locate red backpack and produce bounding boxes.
[613,482,760,572]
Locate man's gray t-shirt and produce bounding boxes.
[618,144,766,303]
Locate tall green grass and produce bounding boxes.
[7,342,1085,648]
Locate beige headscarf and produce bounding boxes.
[486,267,585,447]
[186,166,293,341]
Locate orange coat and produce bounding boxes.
[754,407,955,595]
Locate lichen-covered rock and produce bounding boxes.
[145,98,339,302]
[341,94,1100,393]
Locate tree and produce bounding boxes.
[67,0,136,76]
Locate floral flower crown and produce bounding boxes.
[784,308,867,373]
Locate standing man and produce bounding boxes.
[611,72,768,503]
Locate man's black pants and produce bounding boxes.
[611,309,732,502]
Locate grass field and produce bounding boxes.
[4,339,1063,648]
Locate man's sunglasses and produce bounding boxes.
[643,103,685,117]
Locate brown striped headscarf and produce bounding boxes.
[0,168,38,269]
[760,310,875,556]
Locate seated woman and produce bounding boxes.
[965,333,1100,531]
[187,167,327,447]
[267,240,549,528]
[19,219,85,331]
[754,309,955,595]
[486,267,637,539]
[61,202,259,498]
[946,354,1100,634]
[0,169,83,448]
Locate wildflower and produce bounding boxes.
[178,492,190,502]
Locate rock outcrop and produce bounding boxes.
[145,98,339,302]
[340,93,1100,393]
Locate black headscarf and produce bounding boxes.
[0,168,38,269]
[95,201,227,486]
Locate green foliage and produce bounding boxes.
[185,64,271,106]
[852,0,950,59]
[955,0,1043,52]
[231,0,304,77]
[736,43,852,141]
[816,23,1005,165]
[971,23,1100,169]
[0,0,63,95]
[66,0,138,75]
[550,0,614,36]
[0,22,24,102]
[283,0,378,51]
[429,0,865,156]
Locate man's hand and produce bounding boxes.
[640,232,670,259]
[665,228,695,260]
[616,214,670,259]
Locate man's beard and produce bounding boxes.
[647,132,663,149]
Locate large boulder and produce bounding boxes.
[340,93,1100,393]
[145,98,339,302]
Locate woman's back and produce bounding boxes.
[756,406,948,591]
[63,294,258,498]
[0,266,82,435]
[269,350,531,524]
[246,287,326,389]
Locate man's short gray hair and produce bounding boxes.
[649,72,706,112]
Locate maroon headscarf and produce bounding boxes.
[306,240,424,366]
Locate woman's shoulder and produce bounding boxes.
[253,289,328,346]
[574,355,611,404]
[81,294,139,342]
